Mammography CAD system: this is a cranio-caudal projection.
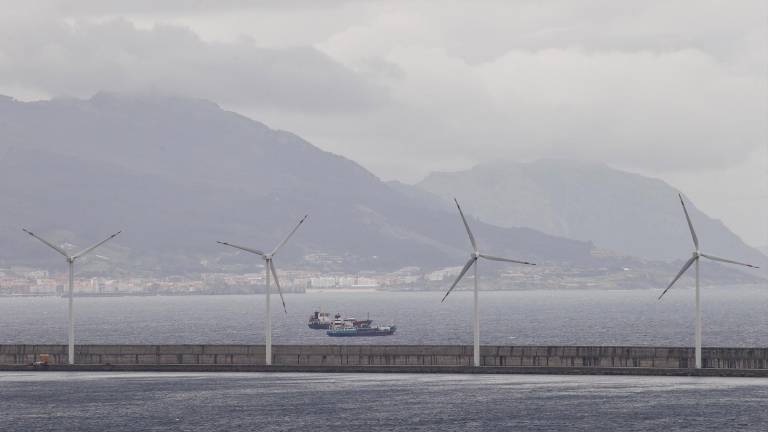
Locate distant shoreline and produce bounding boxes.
[2,284,766,299]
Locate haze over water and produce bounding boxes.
[2,287,766,346]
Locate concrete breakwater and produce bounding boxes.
[1,345,767,370]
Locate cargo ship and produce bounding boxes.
[307,311,372,329]
[326,317,396,337]
[307,310,333,329]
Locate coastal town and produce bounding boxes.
[0,264,534,296]
[1,257,753,297]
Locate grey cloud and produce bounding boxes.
[12,0,354,15]
[308,0,766,177]
[364,1,767,65]
[0,1,764,179]
[0,18,387,113]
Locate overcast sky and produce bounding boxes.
[1,0,766,246]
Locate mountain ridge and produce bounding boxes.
[416,159,767,270]
[0,93,595,275]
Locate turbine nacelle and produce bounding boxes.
[21,228,122,366]
[23,229,122,263]
[441,199,535,303]
[660,193,760,370]
[216,214,308,316]
[216,215,307,367]
[441,198,537,367]
[660,194,758,301]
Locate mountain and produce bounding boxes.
[417,159,768,270]
[0,93,594,275]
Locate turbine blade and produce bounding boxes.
[269,260,287,314]
[441,257,476,303]
[479,254,536,266]
[22,229,69,258]
[271,214,308,256]
[679,193,699,250]
[216,241,265,256]
[658,256,697,300]
[454,199,477,252]
[72,231,122,259]
[701,253,759,269]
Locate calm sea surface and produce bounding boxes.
[1,372,767,431]
[0,287,766,346]
[2,288,767,431]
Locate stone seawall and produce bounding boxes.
[1,345,766,369]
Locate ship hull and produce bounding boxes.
[309,319,372,330]
[326,327,396,337]
[308,323,331,330]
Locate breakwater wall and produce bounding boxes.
[1,345,766,369]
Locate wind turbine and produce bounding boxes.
[658,194,759,369]
[22,229,121,365]
[441,199,535,367]
[217,215,308,366]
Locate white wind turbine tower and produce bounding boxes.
[22,229,122,365]
[442,199,535,367]
[217,215,308,366]
[658,194,759,369]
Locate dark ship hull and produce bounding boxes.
[326,326,396,337]
[308,322,331,329]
